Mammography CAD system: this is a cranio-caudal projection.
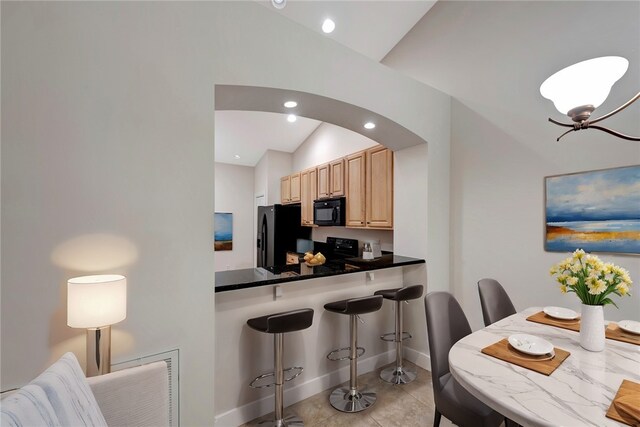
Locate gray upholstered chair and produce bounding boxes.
[424,292,503,427]
[477,278,517,326]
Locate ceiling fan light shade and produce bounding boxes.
[540,56,629,115]
[271,0,286,10]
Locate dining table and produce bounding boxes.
[448,307,640,427]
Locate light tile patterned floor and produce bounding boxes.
[242,361,457,427]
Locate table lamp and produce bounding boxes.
[67,274,127,376]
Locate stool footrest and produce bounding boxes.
[249,366,304,388]
[380,331,412,342]
[326,346,365,361]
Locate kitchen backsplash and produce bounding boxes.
[311,227,393,252]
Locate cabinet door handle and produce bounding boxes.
[360,221,364,224]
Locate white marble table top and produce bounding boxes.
[449,307,640,427]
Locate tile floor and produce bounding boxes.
[242,361,458,427]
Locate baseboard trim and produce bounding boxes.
[215,346,432,426]
[403,346,431,372]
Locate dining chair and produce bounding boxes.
[477,278,517,326]
[424,291,504,427]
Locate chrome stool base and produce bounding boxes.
[258,414,304,427]
[329,387,377,413]
[379,365,417,384]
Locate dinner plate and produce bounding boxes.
[543,306,579,320]
[618,320,640,335]
[508,334,554,356]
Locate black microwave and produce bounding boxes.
[313,197,346,226]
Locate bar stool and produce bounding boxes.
[247,308,314,427]
[374,284,424,384]
[324,295,383,413]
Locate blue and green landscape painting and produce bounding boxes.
[214,212,233,251]
[545,165,640,254]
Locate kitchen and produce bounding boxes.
[213,107,428,424]
[214,110,405,274]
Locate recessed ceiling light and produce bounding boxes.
[234,154,241,159]
[364,122,376,130]
[284,101,297,108]
[271,0,286,10]
[322,19,335,34]
[287,114,297,123]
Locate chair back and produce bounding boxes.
[424,292,472,391]
[477,278,516,326]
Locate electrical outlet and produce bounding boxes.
[274,285,283,299]
[366,272,375,282]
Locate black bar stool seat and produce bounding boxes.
[247,308,314,427]
[374,284,423,385]
[247,308,314,334]
[324,295,384,315]
[324,295,383,413]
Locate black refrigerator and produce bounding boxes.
[257,204,310,268]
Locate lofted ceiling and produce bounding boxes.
[257,0,437,62]
[216,1,437,167]
[215,111,321,166]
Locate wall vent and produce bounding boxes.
[112,349,179,427]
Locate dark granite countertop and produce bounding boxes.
[214,254,425,293]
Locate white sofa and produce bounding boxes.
[1,353,169,427]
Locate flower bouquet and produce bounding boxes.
[549,248,632,351]
[550,249,632,306]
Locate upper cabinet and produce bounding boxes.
[282,146,393,229]
[345,151,366,227]
[280,175,291,204]
[345,146,393,229]
[280,172,301,204]
[281,172,301,205]
[317,159,345,200]
[300,167,317,227]
[365,146,393,228]
[290,172,301,203]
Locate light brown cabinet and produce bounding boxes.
[280,172,301,204]
[345,146,393,229]
[365,146,393,228]
[317,160,345,199]
[280,175,291,204]
[300,167,317,227]
[290,172,301,203]
[345,151,366,227]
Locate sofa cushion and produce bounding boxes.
[1,353,107,427]
[0,384,61,426]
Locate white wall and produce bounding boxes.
[2,2,450,424]
[215,163,254,271]
[292,122,378,171]
[384,0,640,330]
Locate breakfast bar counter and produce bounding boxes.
[214,254,424,292]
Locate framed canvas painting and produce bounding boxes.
[214,212,233,251]
[545,165,640,254]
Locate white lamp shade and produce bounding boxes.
[540,56,629,114]
[67,274,127,328]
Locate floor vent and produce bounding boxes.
[112,349,179,426]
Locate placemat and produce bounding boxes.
[606,323,640,346]
[526,311,580,332]
[606,379,640,426]
[481,338,570,376]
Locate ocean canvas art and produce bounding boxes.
[545,165,640,254]
[214,212,233,251]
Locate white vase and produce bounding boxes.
[580,304,605,352]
